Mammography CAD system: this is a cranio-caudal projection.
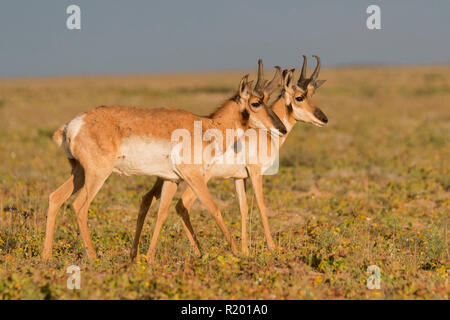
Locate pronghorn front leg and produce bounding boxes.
[234,178,249,256]
[247,165,276,251]
[174,170,213,256]
[130,178,164,261]
[178,166,238,254]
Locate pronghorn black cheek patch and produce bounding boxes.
[288,104,293,112]
[241,109,249,121]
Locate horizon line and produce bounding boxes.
[1,61,449,81]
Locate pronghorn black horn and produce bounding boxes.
[265,66,282,94]
[298,55,307,86]
[310,55,321,81]
[254,58,265,94]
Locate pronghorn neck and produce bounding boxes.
[270,94,296,144]
[209,98,248,132]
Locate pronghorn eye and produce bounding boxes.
[295,96,305,102]
[251,102,261,107]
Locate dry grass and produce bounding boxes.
[0,65,449,299]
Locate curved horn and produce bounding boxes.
[298,55,307,85]
[254,58,265,93]
[264,66,282,94]
[310,55,321,81]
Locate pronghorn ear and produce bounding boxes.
[246,80,254,98]
[313,79,326,89]
[238,74,250,98]
[282,69,294,92]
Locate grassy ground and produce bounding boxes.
[0,66,448,299]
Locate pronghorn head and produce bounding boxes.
[239,59,286,136]
[282,55,328,127]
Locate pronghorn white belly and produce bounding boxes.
[206,138,278,179]
[209,164,248,179]
[208,156,277,178]
[205,141,249,179]
[113,137,179,180]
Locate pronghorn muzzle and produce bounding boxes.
[314,108,328,124]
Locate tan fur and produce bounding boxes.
[43,75,286,261]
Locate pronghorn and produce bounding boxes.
[42,65,287,261]
[130,55,327,259]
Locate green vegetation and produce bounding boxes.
[0,66,448,299]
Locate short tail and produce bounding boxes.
[52,125,65,147]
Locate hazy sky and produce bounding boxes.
[1,0,449,77]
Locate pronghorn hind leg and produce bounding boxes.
[146,180,178,263]
[178,167,237,255]
[175,186,202,256]
[248,165,276,251]
[130,178,164,261]
[234,178,249,256]
[72,166,111,260]
[42,160,85,261]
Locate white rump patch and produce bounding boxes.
[63,114,86,159]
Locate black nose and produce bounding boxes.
[314,108,328,123]
[279,126,287,135]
